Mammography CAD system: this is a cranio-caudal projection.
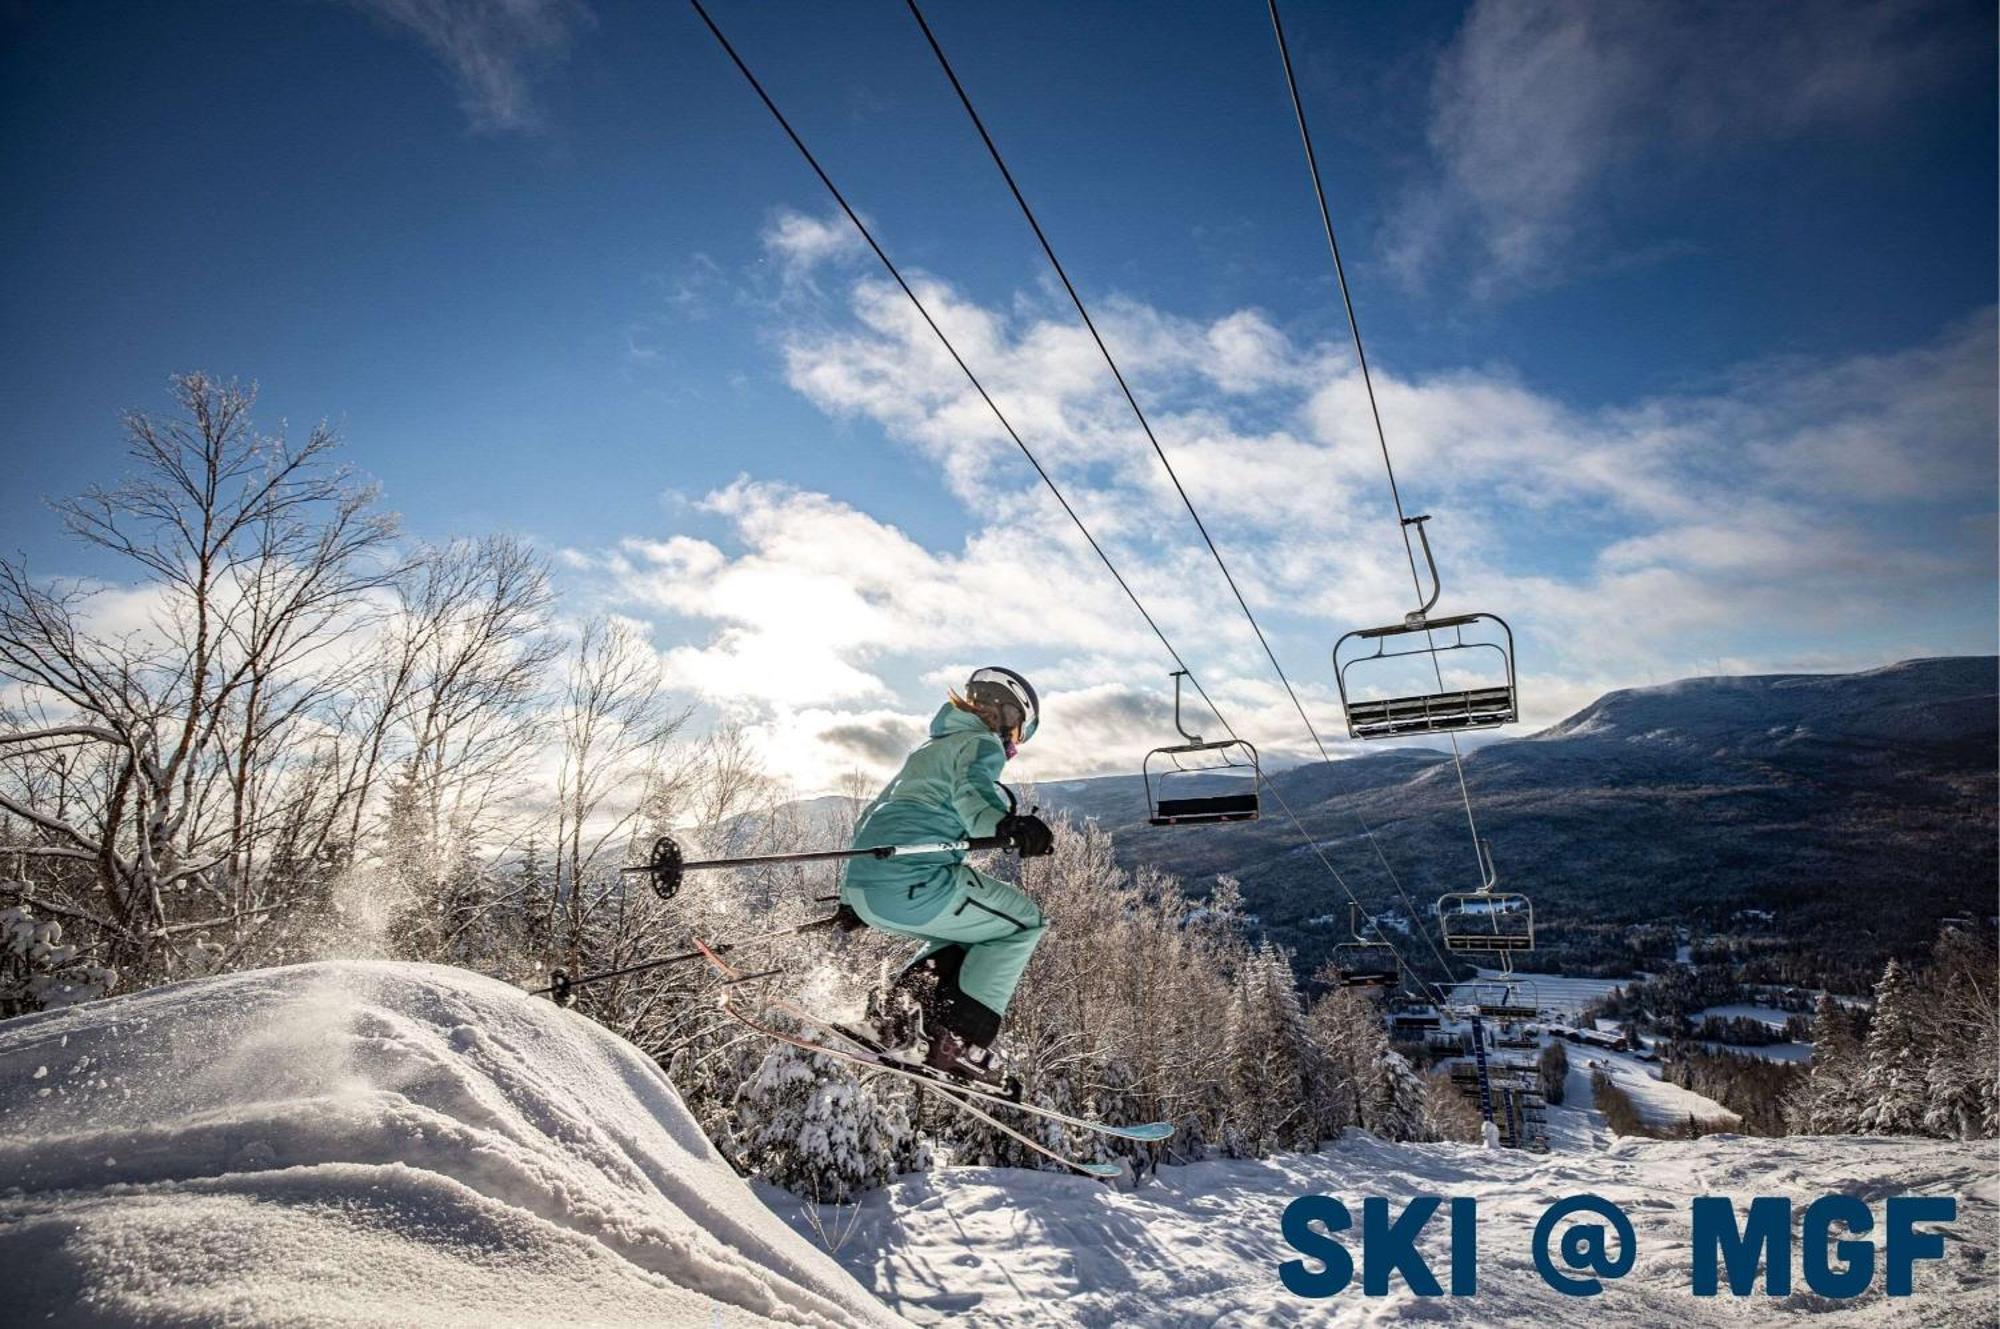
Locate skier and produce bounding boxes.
[841,666,1055,1081]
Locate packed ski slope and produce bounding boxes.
[0,961,899,1327]
[1569,1046,1741,1130]
[773,1123,1995,1327]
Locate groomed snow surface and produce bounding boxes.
[3,961,1993,1327]
[773,1130,1996,1327]
[0,961,898,1327]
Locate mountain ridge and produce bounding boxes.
[1031,656,1996,987]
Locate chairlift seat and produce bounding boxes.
[1437,887,1535,953]
[1344,685,1516,740]
[1330,948,1400,988]
[1334,605,1519,741]
[1444,932,1535,953]
[1150,792,1259,827]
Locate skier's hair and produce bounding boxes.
[948,689,1020,746]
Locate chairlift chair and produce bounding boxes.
[1437,840,1535,954]
[1329,903,1401,989]
[1486,975,1539,1022]
[1333,516,1518,740]
[1459,980,1513,1016]
[1144,671,1261,827]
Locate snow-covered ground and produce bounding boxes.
[0,961,897,1327]
[1687,1004,1814,1063]
[1453,971,1631,1020]
[1571,1046,1740,1130]
[4,961,1990,1328]
[1698,1002,1807,1029]
[771,1128,1996,1327]
[1696,1039,1814,1064]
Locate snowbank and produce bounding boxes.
[0,961,902,1327]
[773,1129,1996,1326]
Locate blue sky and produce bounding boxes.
[2,0,1994,790]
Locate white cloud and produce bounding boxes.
[343,0,592,133]
[1397,0,1980,294]
[573,248,1995,792]
[762,210,865,276]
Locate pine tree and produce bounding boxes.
[1370,1051,1432,1143]
[1225,943,1310,1154]
[732,1039,912,1203]
[1858,959,1929,1135]
[1919,926,2000,1140]
[1787,993,1861,1133]
[1538,1040,1570,1106]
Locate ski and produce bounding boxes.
[716,997,1125,1180]
[688,936,1173,1149]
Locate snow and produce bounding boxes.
[4,960,1990,1327]
[1451,970,1631,1019]
[1571,1046,1741,1130]
[1698,1003,1804,1029]
[0,961,900,1328]
[770,1129,1997,1327]
[1697,1040,1814,1064]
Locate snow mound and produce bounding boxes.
[773,1130,1997,1327]
[0,961,902,1328]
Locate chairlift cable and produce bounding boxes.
[905,0,1466,991]
[1268,0,1491,879]
[692,0,1450,1006]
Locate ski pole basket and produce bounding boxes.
[631,836,686,901]
[1331,516,1518,740]
[1142,671,1261,827]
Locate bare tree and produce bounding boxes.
[367,535,558,959]
[0,374,397,976]
[547,615,688,966]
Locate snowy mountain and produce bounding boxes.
[1037,657,1998,982]
[4,960,1991,1327]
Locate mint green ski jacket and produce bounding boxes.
[843,703,1010,891]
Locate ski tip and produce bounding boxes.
[1119,1123,1176,1142]
[1075,1162,1124,1179]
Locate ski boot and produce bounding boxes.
[839,965,939,1058]
[923,1028,1021,1101]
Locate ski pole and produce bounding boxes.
[531,908,857,1006]
[618,832,1014,902]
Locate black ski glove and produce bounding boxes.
[997,811,1054,858]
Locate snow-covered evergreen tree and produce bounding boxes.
[1919,926,2000,1140]
[0,902,115,1016]
[1224,943,1310,1155]
[1786,993,1861,1133]
[1858,959,1928,1135]
[732,1037,913,1203]
[1369,1050,1432,1143]
[1304,984,1429,1142]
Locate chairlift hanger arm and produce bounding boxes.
[1401,515,1441,623]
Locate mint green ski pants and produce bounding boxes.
[840,861,1047,1029]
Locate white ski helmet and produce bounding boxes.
[965,666,1039,743]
